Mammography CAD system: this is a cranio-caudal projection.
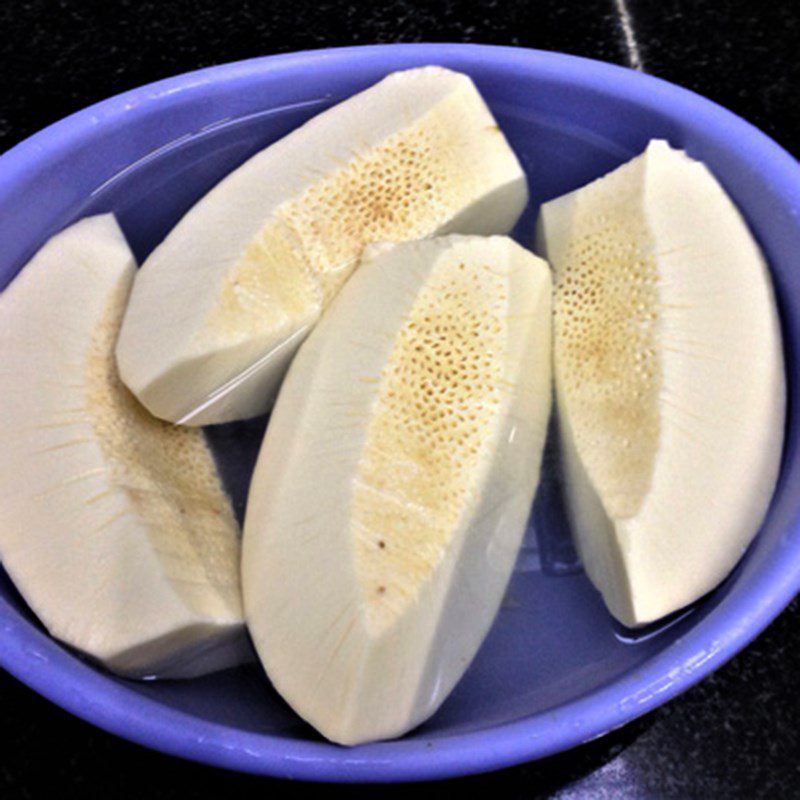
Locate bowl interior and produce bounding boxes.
[1,46,798,778]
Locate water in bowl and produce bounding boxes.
[2,93,710,741]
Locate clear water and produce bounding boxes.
[1,94,709,739]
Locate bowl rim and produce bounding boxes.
[1,42,799,783]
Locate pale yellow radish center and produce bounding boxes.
[209,100,481,344]
[353,255,507,633]
[86,281,241,613]
[554,160,661,519]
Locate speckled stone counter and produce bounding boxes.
[1,1,799,797]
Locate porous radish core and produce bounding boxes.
[208,105,478,345]
[553,160,661,519]
[86,281,241,614]
[353,255,507,633]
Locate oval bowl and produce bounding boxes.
[1,44,799,782]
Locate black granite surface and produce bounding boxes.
[1,1,799,797]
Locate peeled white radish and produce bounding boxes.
[242,235,551,744]
[537,140,785,627]
[0,215,247,677]
[116,66,528,426]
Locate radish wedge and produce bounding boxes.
[537,140,785,627]
[243,235,551,744]
[0,216,246,677]
[116,66,528,426]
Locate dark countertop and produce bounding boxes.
[1,1,799,797]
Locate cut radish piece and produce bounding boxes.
[0,216,247,677]
[116,66,528,426]
[538,140,785,627]
[243,235,551,744]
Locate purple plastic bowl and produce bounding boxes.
[1,44,799,782]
